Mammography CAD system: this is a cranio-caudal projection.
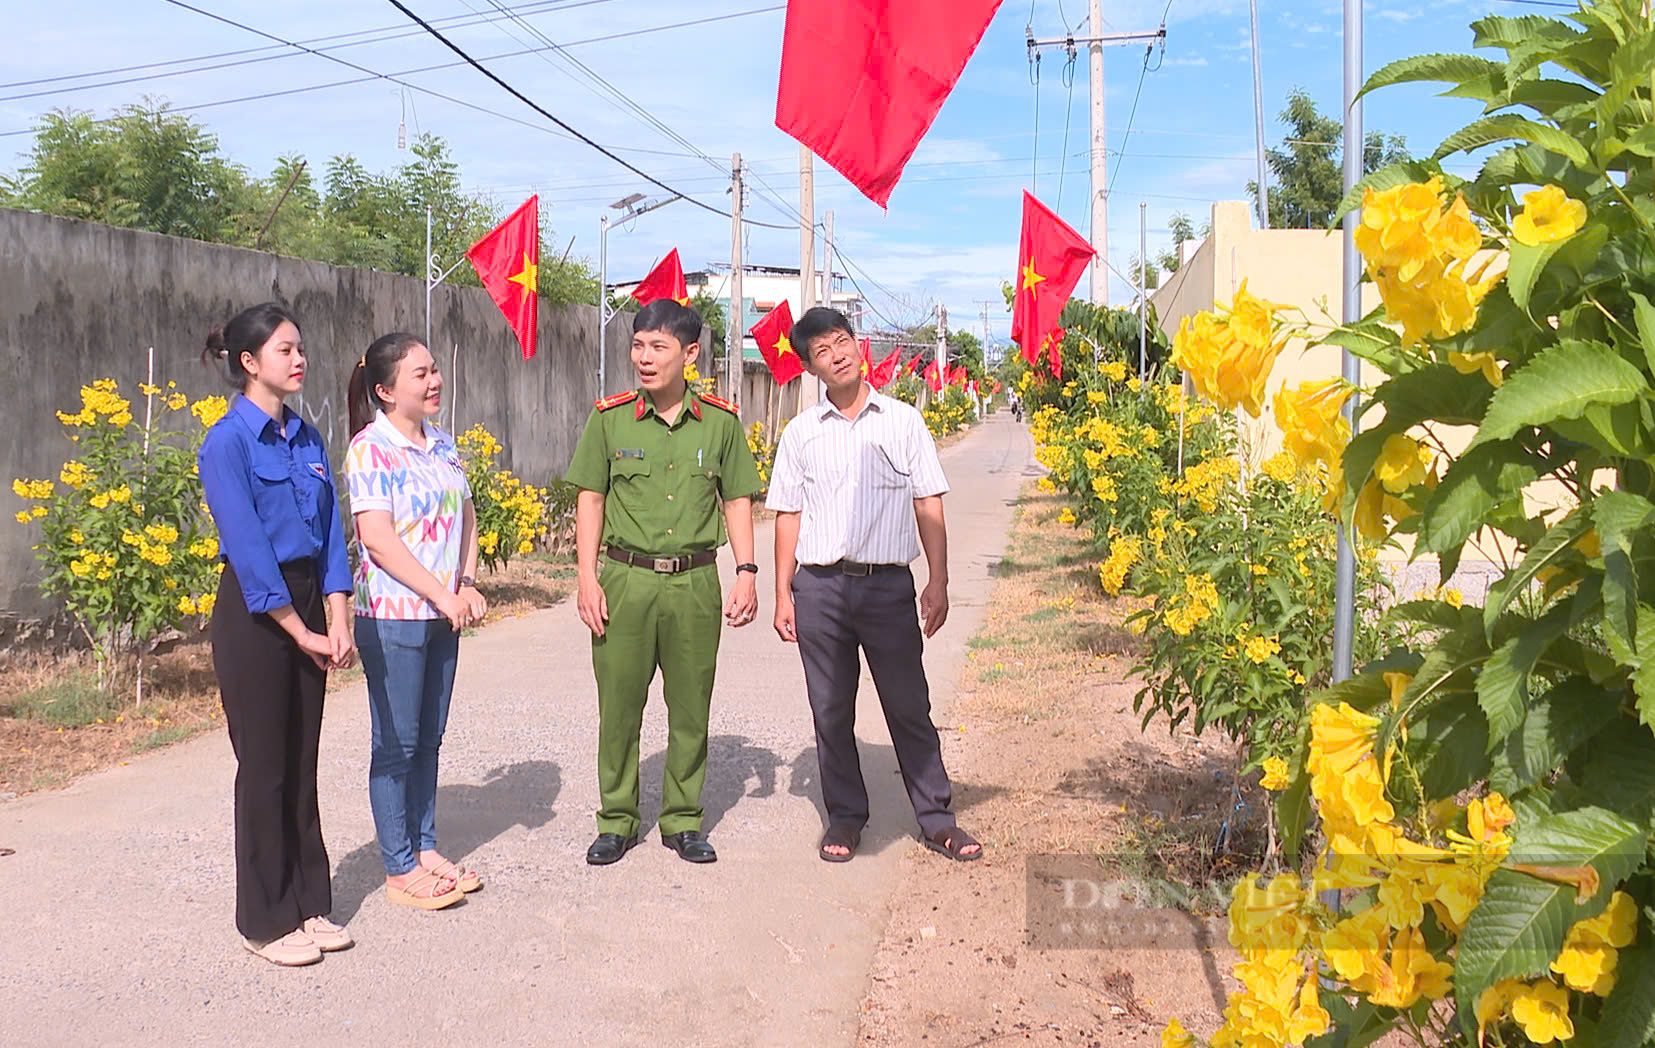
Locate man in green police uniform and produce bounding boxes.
[564,299,764,866]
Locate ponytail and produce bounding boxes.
[349,332,425,437]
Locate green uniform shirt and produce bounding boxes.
[564,388,763,555]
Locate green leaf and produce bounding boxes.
[1469,13,1581,52]
[1382,627,1489,756]
[1484,507,1593,636]
[1469,339,1648,452]
[1434,114,1592,167]
[1580,727,1655,827]
[1275,766,1311,859]
[1478,603,1575,750]
[1488,677,1621,795]
[1599,938,1655,1048]
[1410,693,1492,799]
[1417,441,1544,556]
[1595,492,1655,653]
[1454,806,1646,1035]
[1506,237,1569,312]
[1358,53,1505,100]
[1306,995,1390,1048]
[1631,293,1655,375]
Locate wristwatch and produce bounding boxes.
[458,575,477,587]
[735,563,759,576]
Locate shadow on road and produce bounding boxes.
[635,733,783,835]
[329,758,562,923]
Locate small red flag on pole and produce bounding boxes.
[631,248,690,306]
[869,347,901,389]
[466,195,539,360]
[750,301,804,385]
[1011,191,1095,368]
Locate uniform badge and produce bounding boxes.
[308,461,328,479]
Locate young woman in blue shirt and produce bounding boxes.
[197,302,356,967]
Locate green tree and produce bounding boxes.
[1245,87,1409,229]
[3,101,250,241]
[1156,211,1200,274]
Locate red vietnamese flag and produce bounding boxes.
[858,337,872,380]
[750,301,804,385]
[775,0,1004,208]
[869,346,901,389]
[466,195,539,359]
[1011,191,1095,367]
[903,353,924,377]
[922,360,943,393]
[1043,327,1066,379]
[949,364,967,387]
[631,248,690,306]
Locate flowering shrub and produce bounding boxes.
[11,379,225,691]
[454,424,550,571]
[1166,3,1655,1045]
[921,385,976,437]
[746,421,777,491]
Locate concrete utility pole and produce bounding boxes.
[729,153,744,403]
[1248,0,1271,228]
[800,145,816,310]
[1138,200,1148,381]
[938,304,949,381]
[1028,17,1165,308]
[821,209,835,311]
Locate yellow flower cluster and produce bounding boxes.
[1174,456,1239,513]
[1354,177,1503,346]
[1091,473,1117,504]
[1170,280,1289,417]
[1057,506,1077,525]
[58,461,93,489]
[1259,452,1297,484]
[1100,360,1128,382]
[69,550,117,580]
[1274,380,1351,475]
[13,478,54,500]
[189,536,219,560]
[479,531,499,556]
[1258,756,1290,790]
[1511,185,1587,247]
[1242,633,1281,665]
[190,396,229,429]
[1163,573,1219,635]
[175,593,218,616]
[1097,536,1142,595]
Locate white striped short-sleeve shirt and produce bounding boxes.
[766,387,949,565]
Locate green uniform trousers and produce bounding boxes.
[591,558,723,837]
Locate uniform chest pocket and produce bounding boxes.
[251,459,307,521]
[610,457,651,484]
[867,443,911,490]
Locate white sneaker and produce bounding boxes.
[302,916,353,952]
[242,929,323,967]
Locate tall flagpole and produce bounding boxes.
[424,205,433,351]
[1332,0,1363,684]
[598,214,610,401]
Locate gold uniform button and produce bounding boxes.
[667,528,674,535]
[667,463,675,470]
[667,494,674,501]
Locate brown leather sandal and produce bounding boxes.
[426,859,483,893]
[923,826,983,861]
[386,869,463,910]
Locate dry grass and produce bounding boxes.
[0,554,572,797]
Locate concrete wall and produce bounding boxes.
[0,207,642,624]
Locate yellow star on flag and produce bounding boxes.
[1020,261,1046,296]
[775,333,795,357]
[675,295,691,306]
[507,252,538,300]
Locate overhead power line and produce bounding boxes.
[0,0,620,97]
[381,0,797,229]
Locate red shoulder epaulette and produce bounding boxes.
[595,390,639,412]
[698,392,740,415]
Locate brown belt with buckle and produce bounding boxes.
[606,545,719,574]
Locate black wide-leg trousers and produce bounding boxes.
[210,561,331,942]
[792,564,956,838]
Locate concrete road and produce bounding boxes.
[0,412,1035,1048]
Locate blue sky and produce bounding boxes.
[2,0,1532,341]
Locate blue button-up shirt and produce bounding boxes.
[198,395,352,613]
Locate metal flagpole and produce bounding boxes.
[425,206,433,351]
[598,214,609,401]
[1138,202,1148,382]
[1249,0,1271,228]
[1332,0,1363,684]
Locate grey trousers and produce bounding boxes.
[791,564,955,837]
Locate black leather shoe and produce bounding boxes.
[661,829,717,863]
[586,832,639,866]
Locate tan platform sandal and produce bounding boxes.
[302,916,353,951]
[426,858,483,894]
[243,929,323,967]
[386,868,463,910]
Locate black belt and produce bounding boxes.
[810,559,903,576]
[606,546,718,574]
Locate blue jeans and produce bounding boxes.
[356,616,461,876]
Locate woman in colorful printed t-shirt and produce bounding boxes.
[345,333,488,911]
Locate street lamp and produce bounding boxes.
[596,193,683,399]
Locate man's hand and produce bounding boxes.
[773,592,798,643]
[724,571,758,627]
[919,578,949,638]
[577,573,609,637]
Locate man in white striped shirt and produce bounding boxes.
[770,307,981,864]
